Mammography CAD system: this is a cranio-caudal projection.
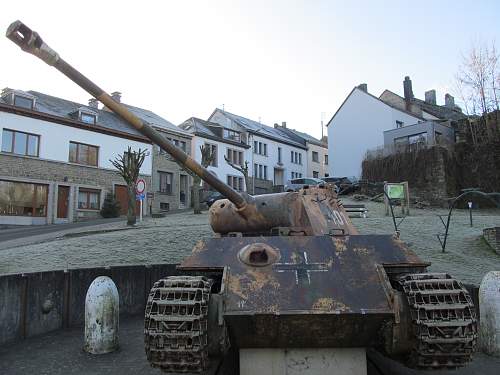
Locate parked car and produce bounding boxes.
[203,192,226,208]
[284,177,324,192]
[321,176,358,195]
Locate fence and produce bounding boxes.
[0,263,180,346]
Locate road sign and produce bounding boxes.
[135,179,146,194]
[147,192,154,199]
[136,193,145,201]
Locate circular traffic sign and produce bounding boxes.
[136,179,146,194]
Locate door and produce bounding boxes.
[57,185,70,218]
[115,185,140,216]
[179,175,187,207]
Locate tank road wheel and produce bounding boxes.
[399,273,477,369]
[144,276,213,373]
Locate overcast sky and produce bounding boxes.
[1,1,499,139]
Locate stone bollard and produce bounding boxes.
[83,276,119,354]
[479,271,500,356]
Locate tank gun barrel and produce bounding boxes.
[6,20,248,210]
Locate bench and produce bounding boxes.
[343,204,368,218]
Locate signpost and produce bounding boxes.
[384,181,410,216]
[136,179,146,222]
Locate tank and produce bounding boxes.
[7,20,477,372]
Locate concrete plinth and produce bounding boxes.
[479,271,500,356]
[239,348,366,375]
[83,276,119,354]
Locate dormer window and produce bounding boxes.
[14,95,34,110]
[70,107,98,125]
[1,89,37,110]
[81,112,96,124]
[223,129,241,142]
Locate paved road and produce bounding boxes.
[0,316,497,375]
[0,217,124,243]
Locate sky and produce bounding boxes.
[1,1,499,139]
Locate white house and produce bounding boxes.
[326,84,424,178]
[0,88,187,225]
[208,109,307,193]
[273,123,329,178]
[179,117,250,192]
[327,77,467,178]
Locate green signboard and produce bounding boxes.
[386,184,405,199]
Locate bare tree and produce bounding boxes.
[224,155,250,192]
[456,40,500,116]
[110,147,147,226]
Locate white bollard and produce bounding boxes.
[479,271,500,356]
[83,276,119,354]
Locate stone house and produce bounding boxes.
[0,88,190,225]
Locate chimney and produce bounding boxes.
[445,93,455,108]
[88,98,99,109]
[111,91,121,103]
[274,123,279,129]
[403,76,414,101]
[281,121,287,128]
[424,90,436,105]
[358,83,368,92]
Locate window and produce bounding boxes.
[226,148,243,166]
[223,129,241,142]
[408,132,428,144]
[254,141,268,156]
[435,131,442,144]
[204,143,217,167]
[159,171,173,194]
[13,95,34,110]
[78,188,100,210]
[291,151,302,164]
[2,129,39,157]
[313,171,319,178]
[396,120,404,128]
[254,163,267,179]
[312,151,319,163]
[278,147,282,164]
[69,142,98,166]
[80,113,96,124]
[324,155,328,165]
[227,175,244,191]
[0,180,48,217]
[160,202,170,211]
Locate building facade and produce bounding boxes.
[179,117,250,194]
[208,109,307,193]
[0,88,189,225]
[274,123,329,178]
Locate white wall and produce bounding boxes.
[0,112,152,175]
[327,88,421,177]
[248,134,306,183]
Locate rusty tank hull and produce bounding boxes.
[179,234,426,348]
[6,20,478,374]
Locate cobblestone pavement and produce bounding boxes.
[1,200,499,284]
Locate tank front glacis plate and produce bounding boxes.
[180,235,425,347]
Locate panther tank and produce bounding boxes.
[6,20,478,373]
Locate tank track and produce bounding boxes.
[399,273,477,369]
[144,276,213,373]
